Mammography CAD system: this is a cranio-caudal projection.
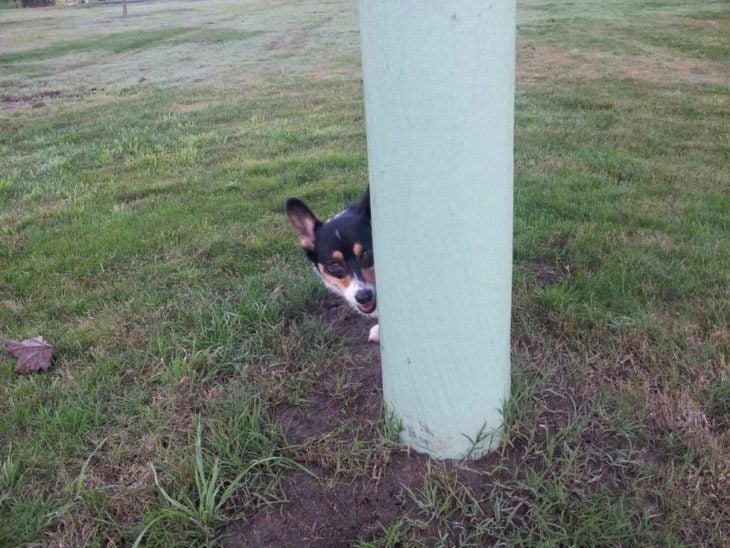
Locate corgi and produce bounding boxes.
[286,188,379,342]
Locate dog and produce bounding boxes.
[286,188,379,342]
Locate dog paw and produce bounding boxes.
[368,323,380,343]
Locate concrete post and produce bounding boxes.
[359,1,515,459]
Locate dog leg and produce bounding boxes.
[368,323,380,343]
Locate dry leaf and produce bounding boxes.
[559,262,578,277]
[4,336,54,374]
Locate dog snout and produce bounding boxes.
[355,288,374,304]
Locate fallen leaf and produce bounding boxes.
[4,336,54,374]
[559,262,578,277]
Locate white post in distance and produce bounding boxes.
[359,1,515,459]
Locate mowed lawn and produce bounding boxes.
[1,0,728,545]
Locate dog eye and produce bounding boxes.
[360,250,373,267]
[328,261,346,276]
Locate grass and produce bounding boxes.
[134,418,296,547]
[1,0,729,545]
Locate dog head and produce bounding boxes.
[286,189,376,316]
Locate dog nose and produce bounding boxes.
[355,289,374,304]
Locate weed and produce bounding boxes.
[0,445,22,507]
[135,419,289,546]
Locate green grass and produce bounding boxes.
[1,0,729,545]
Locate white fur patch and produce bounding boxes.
[313,266,377,317]
[368,323,380,343]
[342,277,372,309]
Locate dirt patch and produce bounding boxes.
[220,297,426,546]
[171,99,215,113]
[1,89,94,110]
[220,297,606,546]
[274,300,381,444]
[518,45,725,85]
[222,463,427,547]
[521,235,576,287]
[262,11,338,54]
[1,89,62,108]
[523,260,576,287]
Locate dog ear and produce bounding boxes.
[358,187,371,221]
[286,198,321,252]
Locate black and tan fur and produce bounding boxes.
[286,188,379,342]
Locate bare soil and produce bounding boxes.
[219,297,568,547]
[221,298,431,546]
[517,44,725,85]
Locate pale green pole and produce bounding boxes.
[359,1,515,459]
